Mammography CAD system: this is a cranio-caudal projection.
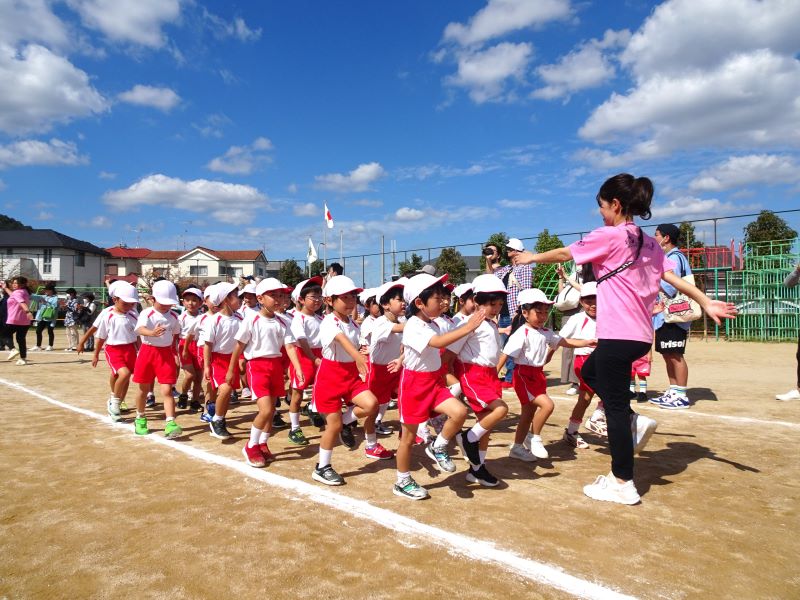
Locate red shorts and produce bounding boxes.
[290,347,322,391]
[246,356,285,399]
[104,343,136,376]
[367,362,401,406]
[574,354,594,394]
[211,352,240,391]
[452,357,465,379]
[631,355,651,378]
[313,359,369,414]
[178,339,201,372]
[280,346,290,372]
[398,369,453,425]
[512,364,547,406]
[195,343,206,371]
[459,362,502,414]
[133,344,178,385]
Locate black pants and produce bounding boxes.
[7,325,30,359]
[36,321,55,347]
[0,325,13,350]
[581,339,651,481]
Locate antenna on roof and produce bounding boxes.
[180,221,193,250]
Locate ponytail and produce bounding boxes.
[597,173,653,220]
[510,305,529,335]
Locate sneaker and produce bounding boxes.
[242,443,266,467]
[509,444,536,462]
[119,400,130,413]
[425,441,456,472]
[637,392,648,403]
[393,475,428,500]
[583,472,641,505]
[649,389,674,406]
[258,443,274,462]
[530,438,549,459]
[375,421,393,436]
[177,393,188,410]
[288,427,309,446]
[272,413,289,430]
[189,399,202,411]
[240,387,252,400]
[565,384,579,396]
[145,394,156,408]
[456,430,481,466]
[230,391,240,404]
[312,464,344,486]
[776,389,800,401]
[339,422,356,449]
[310,410,325,429]
[466,464,499,487]
[164,420,182,439]
[387,399,397,410]
[134,417,148,436]
[107,400,121,422]
[301,403,310,416]
[210,418,232,439]
[584,416,608,437]
[6,348,19,361]
[44,346,52,351]
[206,402,216,418]
[15,358,27,366]
[30,346,41,352]
[365,443,394,460]
[563,429,590,449]
[200,411,213,423]
[631,413,657,454]
[659,395,691,410]
[522,432,533,450]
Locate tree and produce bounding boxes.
[0,214,31,230]
[679,221,705,249]
[744,211,798,255]
[435,247,467,284]
[138,264,185,290]
[308,259,325,276]
[532,229,564,290]
[398,253,423,277]
[278,259,304,287]
[479,232,510,271]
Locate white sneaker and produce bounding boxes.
[530,438,549,459]
[107,400,121,421]
[776,389,800,401]
[565,385,579,396]
[15,358,27,366]
[509,444,537,462]
[44,346,53,351]
[6,348,19,361]
[29,346,41,352]
[240,387,252,399]
[631,413,657,455]
[649,389,674,405]
[583,472,641,505]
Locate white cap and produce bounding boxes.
[517,288,554,306]
[506,238,525,252]
[323,275,362,297]
[181,287,203,300]
[580,281,598,298]
[203,283,217,299]
[453,283,473,298]
[209,282,239,306]
[256,278,292,296]
[238,282,257,296]
[403,273,449,305]
[375,280,404,304]
[151,280,178,305]
[111,281,139,303]
[292,276,324,302]
[471,274,508,295]
[358,288,377,304]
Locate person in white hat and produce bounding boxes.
[238,282,259,318]
[130,280,183,439]
[358,288,381,351]
[183,283,220,422]
[176,287,205,412]
[393,273,485,501]
[311,276,385,486]
[451,283,474,327]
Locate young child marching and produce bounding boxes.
[132,280,183,438]
[228,278,304,467]
[186,284,219,421]
[394,273,485,500]
[312,276,385,486]
[177,287,204,411]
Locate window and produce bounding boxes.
[257,267,264,277]
[105,263,119,276]
[190,265,208,276]
[43,249,52,274]
[75,251,85,267]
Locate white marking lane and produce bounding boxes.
[0,377,635,600]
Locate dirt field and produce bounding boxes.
[1,332,799,599]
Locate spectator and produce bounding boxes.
[30,282,59,352]
[0,286,13,351]
[776,262,800,401]
[80,293,97,351]
[3,276,34,365]
[64,288,80,351]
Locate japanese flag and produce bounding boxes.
[324,202,334,229]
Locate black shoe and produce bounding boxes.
[310,410,325,429]
[457,430,481,466]
[301,403,310,417]
[177,393,188,410]
[189,399,202,411]
[231,391,240,405]
[466,464,499,487]
[209,418,232,439]
[637,392,648,403]
[629,390,638,401]
[145,394,156,408]
[272,413,289,430]
[339,422,356,449]
[275,397,281,408]
[312,464,344,486]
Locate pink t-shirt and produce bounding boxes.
[569,222,675,344]
[6,289,31,326]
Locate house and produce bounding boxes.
[104,245,150,285]
[0,229,108,287]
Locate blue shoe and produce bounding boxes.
[659,395,690,410]
[145,394,156,408]
[200,412,213,423]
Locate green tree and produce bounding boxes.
[744,211,798,255]
[278,259,304,287]
[398,253,423,277]
[0,214,31,230]
[435,247,467,284]
[308,259,325,276]
[532,229,564,291]
[679,221,705,249]
[480,232,510,271]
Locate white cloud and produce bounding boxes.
[293,203,318,217]
[395,207,425,221]
[0,43,108,135]
[0,139,89,169]
[395,162,496,180]
[90,215,112,227]
[314,162,386,193]
[103,174,270,224]
[118,85,181,111]
[203,10,262,42]
[287,183,298,195]
[352,199,383,207]
[193,113,231,138]
[0,0,71,50]
[36,210,54,221]
[206,137,274,175]
[443,0,572,46]
[498,199,540,209]
[446,42,533,103]
[650,196,757,219]
[66,0,181,48]
[98,170,116,179]
[689,154,800,192]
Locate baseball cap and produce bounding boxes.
[238,282,257,296]
[453,283,473,298]
[256,278,292,296]
[403,273,449,305]
[111,281,139,303]
[471,274,508,295]
[203,283,217,299]
[181,287,203,300]
[152,280,179,305]
[292,276,324,302]
[358,288,377,304]
[580,281,597,298]
[517,288,554,306]
[417,264,437,276]
[506,238,525,252]
[209,282,239,307]
[375,280,404,304]
[323,275,362,297]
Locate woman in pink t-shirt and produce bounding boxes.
[3,276,34,365]
[514,173,736,505]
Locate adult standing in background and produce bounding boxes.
[776,262,800,401]
[3,276,34,366]
[484,237,533,388]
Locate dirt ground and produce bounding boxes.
[1,332,799,599]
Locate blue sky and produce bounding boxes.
[1,0,799,284]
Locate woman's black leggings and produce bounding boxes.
[581,339,651,481]
[7,325,30,359]
[36,321,55,347]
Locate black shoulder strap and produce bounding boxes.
[597,228,644,285]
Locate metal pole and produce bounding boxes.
[362,255,366,288]
[339,229,343,265]
[713,219,718,248]
[381,235,385,283]
[323,226,327,270]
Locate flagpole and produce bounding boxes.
[339,229,343,265]
[323,225,327,270]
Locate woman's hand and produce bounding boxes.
[513,251,535,265]
[703,300,738,325]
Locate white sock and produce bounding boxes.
[478,450,487,464]
[567,420,580,435]
[366,432,377,448]
[318,448,332,468]
[249,425,262,447]
[434,433,448,449]
[639,380,647,393]
[377,404,387,422]
[343,406,357,425]
[136,412,145,418]
[166,416,175,422]
[212,414,223,422]
[467,423,488,443]
[259,430,270,444]
[396,470,409,484]
[532,434,542,443]
[417,422,429,440]
[289,411,300,430]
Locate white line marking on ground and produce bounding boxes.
[0,377,635,600]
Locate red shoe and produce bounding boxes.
[259,443,274,462]
[501,381,514,389]
[242,443,266,467]
[365,443,394,460]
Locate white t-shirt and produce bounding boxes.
[192,312,213,347]
[94,308,138,345]
[558,311,597,357]
[319,313,360,363]
[448,320,501,367]
[502,324,561,367]
[359,314,378,346]
[452,312,469,326]
[238,304,259,319]
[178,310,200,340]
[235,311,296,360]
[369,316,402,365]
[136,308,181,348]
[201,312,244,354]
[434,314,457,333]
[291,311,324,349]
[402,315,443,372]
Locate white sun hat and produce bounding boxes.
[471,274,508,295]
[256,278,292,296]
[323,275,363,297]
[151,279,179,305]
[375,280,404,304]
[402,273,449,305]
[111,281,139,303]
[517,288,554,306]
[358,288,377,304]
[453,283,473,298]
[209,282,239,307]
[238,282,257,296]
[292,276,324,302]
[181,287,203,300]
[580,281,598,298]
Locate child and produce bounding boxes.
[189,284,219,422]
[86,282,139,422]
[288,276,325,445]
[630,346,652,403]
[238,282,258,399]
[451,283,474,326]
[132,280,182,438]
[499,288,596,461]
[312,276,385,486]
[177,287,204,410]
[368,280,406,436]
[30,283,59,351]
[394,273,485,500]
[63,288,80,351]
[201,282,244,439]
[229,278,304,467]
